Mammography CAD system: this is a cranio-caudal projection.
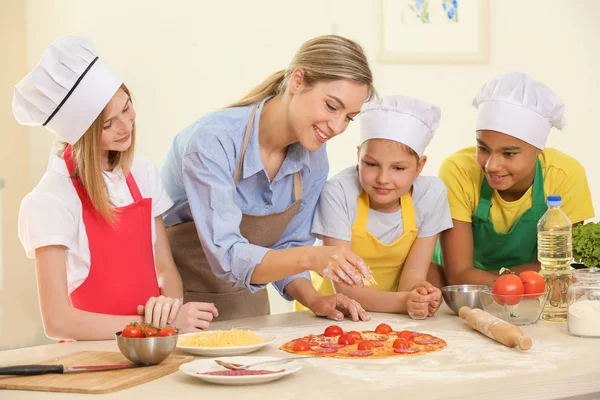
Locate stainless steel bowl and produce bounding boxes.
[442,285,490,314]
[115,332,178,365]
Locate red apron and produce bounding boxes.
[64,145,160,315]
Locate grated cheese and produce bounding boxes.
[178,328,264,347]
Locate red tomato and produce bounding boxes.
[492,273,525,305]
[121,325,144,338]
[158,327,177,337]
[357,340,375,351]
[338,333,355,345]
[293,340,311,352]
[348,331,363,342]
[519,271,545,299]
[397,330,415,341]
[393,338,410,349]
[375,323,392,334]
[324,325,343,337]
[143,327,159,337]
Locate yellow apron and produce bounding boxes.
[294,190,419,311]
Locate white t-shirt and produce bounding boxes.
[312,166,453,244]
[18,148,174,295]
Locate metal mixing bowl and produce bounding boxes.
[115,332,178,365]
[442,285,490,314]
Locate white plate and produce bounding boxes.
[176,332,276,356]
[179,356,302,385]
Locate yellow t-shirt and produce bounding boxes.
[439,147,594,233]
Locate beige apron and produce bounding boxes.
[167,104,303,321]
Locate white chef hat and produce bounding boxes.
[359,95,441,157]
[473,72,565,150]
[12,36,122,145]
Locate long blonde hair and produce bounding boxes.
[229,35,375,107]
[61,84,135,224]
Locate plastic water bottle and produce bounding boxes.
[537,195,572,322]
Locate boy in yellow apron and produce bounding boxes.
[294,95,451,318]
[434,72,594,286]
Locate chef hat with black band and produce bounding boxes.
[12,36,122,145]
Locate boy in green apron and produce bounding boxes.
[434,72,594,286]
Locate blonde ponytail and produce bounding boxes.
[230,70,286,108]
[230,35,375,107]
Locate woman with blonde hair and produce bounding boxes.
[162,35,376,322]
[15,36,217,341]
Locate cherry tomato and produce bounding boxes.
[324,325,343,337]
[293,340,311,352]
[397,330,415,341]
[158,327,178,337]
[348,331,363,342]
[519,271,545,299]
[338,333,355,345]
[375,323,392,334]
[143,327,159,337]
[121,325,144,338]
[357,340,375,350]
[393,338,410,349]
[492,273,525,305]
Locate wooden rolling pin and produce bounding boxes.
[459,306,532,350]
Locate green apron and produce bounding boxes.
[434,159,547,271]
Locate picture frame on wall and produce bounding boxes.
[375,0,489,64]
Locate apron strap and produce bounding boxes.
[233,103,303,201]
[125,173,143,202]
[355,190,370,231]
[233,105,259,186]
[474,177,493,220]
[64,145,93,209]
[293,171,302,202]
[531,158,545,207]
[399,191,417,232]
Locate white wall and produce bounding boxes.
[24,0,600,209]
[2,0,598,346]
[0,1,48,350]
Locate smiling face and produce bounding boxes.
[287,70,369,152]
[100,89,136,153]
[476,130,541,198]
[358,139,426,213]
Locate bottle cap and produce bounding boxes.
[547,195,562,206]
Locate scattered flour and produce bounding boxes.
[252,319,579,391]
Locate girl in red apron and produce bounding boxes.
[434,72,594,286]
[161,35,376,322]
[14,36,217,341]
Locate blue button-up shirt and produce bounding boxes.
[161,98,329,300]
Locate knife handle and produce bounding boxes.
[0,364,64,375]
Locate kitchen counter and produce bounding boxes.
[1,305,599,399]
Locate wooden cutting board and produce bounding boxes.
[0,351,193,394]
